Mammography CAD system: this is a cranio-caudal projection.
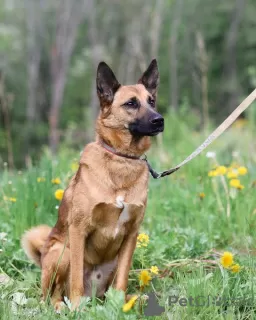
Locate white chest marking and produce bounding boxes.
[114,196,130,237]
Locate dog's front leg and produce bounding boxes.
[114,231,137,294]
[69,224,85,309]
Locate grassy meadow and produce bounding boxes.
[1,111,256,319]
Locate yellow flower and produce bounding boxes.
[55,189,64,201]
[227,171,238,179]
[229,179,244,189]
[232,118,248,129]
[215,166,227,175]
[220,251,234,268]
[199,192,205,199]
[51,178,61,185]
[150,266,159,275]
[122,295,138,312]
[230,264,241,273]
[238,166,248,175]
[71,162,79,172]
[137,233,149,247]
[208,170,218,177]
[37,177,46,183]
[139,270,152,286]
[3,196,16,203]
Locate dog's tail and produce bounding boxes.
[21,225,51,267]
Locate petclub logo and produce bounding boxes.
[143,292,255,316]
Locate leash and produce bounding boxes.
[145,88,256,179]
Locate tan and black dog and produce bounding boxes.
[21,59,164,311]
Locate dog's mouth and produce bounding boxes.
[129,115,164,137]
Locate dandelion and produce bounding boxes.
[55,189,64,201]
[238,166,248,176]
[227,171,238,179]
[150,266,159,275]
[215,166,227,175]
[229,179,244,189]
[231,264,241,273]
[51,178,61,185]
[139,270,152,286]
[208,170,218,177]
[37,177,46,183]
[3,196,16,203]
[71,162,79,172]
[233,118,248,129]
[199,192,205,199]
[137,233,149,248]
[220,251,234,268]
[122,295,138,312]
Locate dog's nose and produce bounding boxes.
[150,115,164,126]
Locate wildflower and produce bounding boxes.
[150,266,159,275]
[122,295,138,312]
[215,166,227,175]
[199,192,205,199]
[206,151,216,158]
[208,170,218,177]
[55,189,64,201]
[227,171,238,179]
[233,118,248,129]
[71,162,79,172]
[37,177,46,183]
[231,264,241,273]
[139,270,152,286]
[238,166,248,176]
[229,179,244,189]
[220,251,234,268]
[3,196,16,203]
[137,233,149,248]
[51,178,61,185]
[0,232,7,241]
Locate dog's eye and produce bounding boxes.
[148,97,155,107]
[123,98,138,108]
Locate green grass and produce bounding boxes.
[1,112,256,319]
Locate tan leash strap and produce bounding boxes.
[146,88,256,179]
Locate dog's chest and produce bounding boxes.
[91,196,144,238]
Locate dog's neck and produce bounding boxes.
[96,119,151,158]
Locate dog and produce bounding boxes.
[21,59,164,311]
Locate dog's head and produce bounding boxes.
[96,59,164,137]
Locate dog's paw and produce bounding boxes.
[54,301,65,314]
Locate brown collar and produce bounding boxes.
[98,139,178,179]
[99,140,142,160]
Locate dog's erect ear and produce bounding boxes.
[96,62,120,105]
[138,59,159,97]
